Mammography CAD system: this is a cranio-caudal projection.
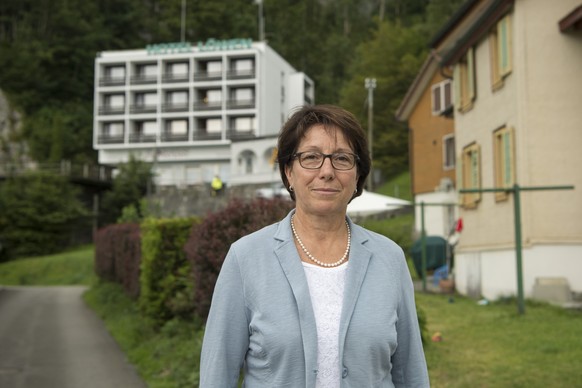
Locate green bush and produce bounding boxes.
[139,217,201,327]
[0,171,89,260]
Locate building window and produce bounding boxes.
[453,47,476,112]
[194,59,222,81]
[132,92,157,113]
[99,122,124,144]
[443,134,456,170]
[493,126,515,201]
[431,79,453,115]
[195,117,222,140]
[100,94,125,114]
[132,63,157,84]
[490,13,512,90]
[228,87,255,109]
[164,61,189,82]
[164,90,188,112]
[238,150,256,174]
[164,119,188,141]
[228,57,255,79]
[459,143,481,208]
[130,120,157,143]
[100,65,126,86]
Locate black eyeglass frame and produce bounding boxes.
[292,151,360,171]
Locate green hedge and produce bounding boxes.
[138,217,201,327]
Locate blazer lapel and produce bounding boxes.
[338,219,372,356]
[273,211,318,386]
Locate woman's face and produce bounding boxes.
[285,124,359,218]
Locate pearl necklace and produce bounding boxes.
[290,214,351,267]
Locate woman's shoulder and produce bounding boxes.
[352,223,402,250]
[230,220,281,251]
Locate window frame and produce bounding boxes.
[431,79,453,116]
[442,134,456,171]
[453,47,476,113]
[492,126,515,201]
[458,142,481,209]
[489,13,513,90]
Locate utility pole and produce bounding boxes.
[365,78,376,191]
[180,0,186,42]
[255,0,265,41]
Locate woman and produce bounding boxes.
[200,105,429,387]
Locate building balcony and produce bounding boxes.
[130,104,157,114]
[130,74,158,84]
[161,132,189,142]
[97,134,125,144]
[226,69,255,80]
[192,131,222,141]
[193,100,223,110]
[99,76,126,86]
[98,106,125,115]
[129,133,157,143]
[227,129,255,140]
[227,99,255,109]
[193,71,223,81]
[162,73,189,83]
[162,102,189,112]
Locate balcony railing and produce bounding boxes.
[162,72,189,83]
[98,134,125,144]
[192,131,222,141]
[226,68,255,80]
[227,99,255,109]
[129,133,157,143]
[130,104,157,114]
[226,129,255,140]
[161,132,189,142]
[193,71,223,81]
[130,74,158,84]
[98,106,125,115]
[162,102,189,112]
[193,100,222,110]
[99,76,126,86]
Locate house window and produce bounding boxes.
[238,150,256,174]
[443,135,456,170]
[207,118,222,133]
[490,13,513,90]
[234,116,255,131]
[459,143,481,208]
[431,79,453,115]
[453,47,476,112]
[493,126,515,201]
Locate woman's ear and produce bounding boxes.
[285,164,293,187]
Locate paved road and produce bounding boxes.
[0,286,146,388]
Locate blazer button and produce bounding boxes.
[342,367,348,378]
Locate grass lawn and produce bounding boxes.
[0,245,95,285]
[417,292,582,387]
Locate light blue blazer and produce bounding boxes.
[200,210,429,387]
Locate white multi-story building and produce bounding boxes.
[93,39,314,187]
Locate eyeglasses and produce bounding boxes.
[293,151,359,170]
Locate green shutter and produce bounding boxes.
[498,15,512,76]
[467,47,475,102]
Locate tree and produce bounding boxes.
[100,156,154,226]
[0,171,89,260]
[339,20,426,180]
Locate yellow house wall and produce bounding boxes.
[408,72,456,195]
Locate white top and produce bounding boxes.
[302,261,348,388]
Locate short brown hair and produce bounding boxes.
[277,104,370,201]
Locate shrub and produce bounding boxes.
[0,171,89,260]
[185,197,293,321]
[94,223,141,298]
[139,217,201,327]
